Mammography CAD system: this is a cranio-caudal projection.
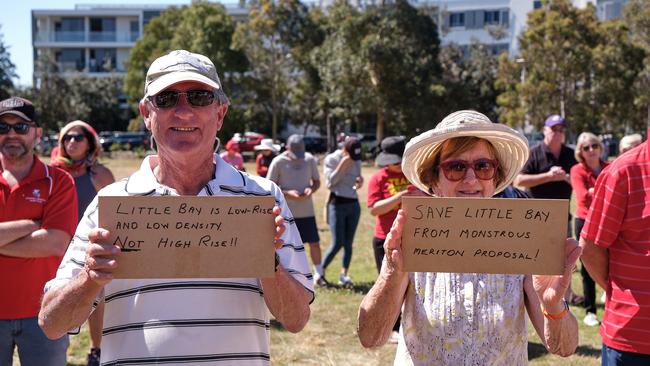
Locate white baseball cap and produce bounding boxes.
[144,50,229,104]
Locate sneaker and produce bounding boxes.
[338,274,353,287]
[388,331,400,344]
[583,312,600,327]
[313,273,328,287]
[87,348,101,366]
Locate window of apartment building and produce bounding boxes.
[89,18,116,42]
[89,48,117,72]
[54,18,84,42]
[130,21,139,42]
[484,11,500,25]
[462,9,509,29]
[143,11,161,26]
[602,1,624,20]
[449,12,465,27]
[533,1,543,9]
[55,49,85,72]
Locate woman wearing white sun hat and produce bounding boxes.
[254,138,280,177]
[358,110,581,365]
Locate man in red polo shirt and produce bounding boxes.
[580,129,650,365]
[0,97,77,366]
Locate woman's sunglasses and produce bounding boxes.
[581,143,600,152]
[63,133,86,142]
[439,159,499,181]
[148,90,218,108]
[0,122,35,135]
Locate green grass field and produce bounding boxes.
[15,153,603,365]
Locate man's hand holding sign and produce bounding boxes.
[86,196,284,281]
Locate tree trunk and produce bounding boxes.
[326,110,336,153]
[376,107,385,144]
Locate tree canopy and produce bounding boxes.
[0,27,16,100]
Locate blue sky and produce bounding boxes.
[0,0,207,87]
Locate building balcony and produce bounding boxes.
[35,31,139,43]
[54,31,85,42]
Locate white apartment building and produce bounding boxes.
[31,3,247,83]
[32,0,628,84]
[412,0,628,56]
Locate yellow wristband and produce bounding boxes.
[541,299,569,320]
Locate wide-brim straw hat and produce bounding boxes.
[254,138,280,153]
[402,110,529,195]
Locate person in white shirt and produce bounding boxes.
[38,50,313,366]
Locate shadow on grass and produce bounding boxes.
[528,342,601,360]
[315,281,374,295]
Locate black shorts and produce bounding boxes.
[294,216,320,244]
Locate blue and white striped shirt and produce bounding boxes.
[46,154,314,365]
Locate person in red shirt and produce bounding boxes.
[254,138,279,177]
[220,139,245,171]
[570,132,609,328]
[0,97,77,365]
[581,129,650,365]
[367,136,411,272]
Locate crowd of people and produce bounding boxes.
[0,49,648,366]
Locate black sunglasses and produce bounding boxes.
[148,90,218,108]
[581,143,600,152]
[439,159,499,181]
[63,133,86,142]
[0,122,35,135]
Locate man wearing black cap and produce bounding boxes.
[514,114,580,304]
[0,97,78,365]
[514,114,576,199]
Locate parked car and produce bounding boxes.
[228,132,266,153]
[99,131,115,150]
[100,131,150,151]
[35,134,58,156]
[359,134,379,159]
[303,136,328,154]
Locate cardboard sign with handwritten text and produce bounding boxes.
[98,196,276,279]
[402,196,568,275]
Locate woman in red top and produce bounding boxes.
[254,138,279,177]
[571,132,609,327]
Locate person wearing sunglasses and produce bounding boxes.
[514,114,582,306]
[358,110,581,364]
[569,132,608,328]
[39,50,313,366]
[0,97,78,365]
[50,120,114,366]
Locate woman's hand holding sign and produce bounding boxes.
[532,238,582,312]
[383,209,407,275]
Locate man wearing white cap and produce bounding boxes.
[38,50,313,365]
